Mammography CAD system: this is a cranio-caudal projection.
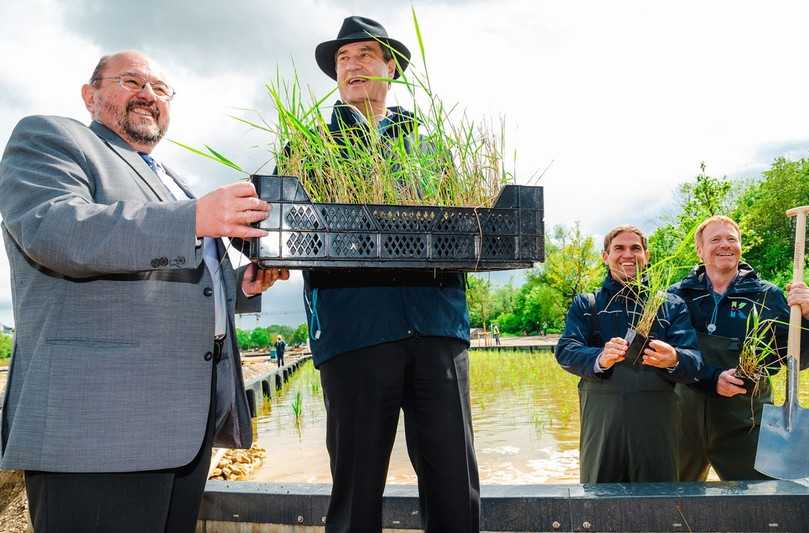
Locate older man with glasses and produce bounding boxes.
[0,50,288,532]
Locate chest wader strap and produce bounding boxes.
[585,292,603,347]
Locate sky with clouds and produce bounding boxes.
[1,0,809,329]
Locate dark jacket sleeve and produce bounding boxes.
[660,296,703,384]
[556,295,609,380]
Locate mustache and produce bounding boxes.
[126,99,160,120]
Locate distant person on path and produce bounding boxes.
[301,16,479,533]
[668,215,809,481]
[275,335,286,367]
[0,50,287,532]
[492,324,501,346]
[556,225,702,483]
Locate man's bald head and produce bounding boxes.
[81,51,173,154]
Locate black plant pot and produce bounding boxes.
[734,368,764,396]
[624,328,651,366]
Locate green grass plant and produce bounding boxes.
[618,226,699,337]
[291,390,303,420]
[736,306,782,394]
[182,8,515,208]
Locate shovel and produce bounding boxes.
[755,205,809,479]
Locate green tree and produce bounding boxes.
[493,311,522,334]
[236,328,251,351]
[466,275,493,328]
[291,323,308,346]
[543,222,602,309]
[265,324,295,344]
[735,157,809,284]
[0,334,12,359]
[491,282,519,318]
[648,170,733,275]
[520,284,566,333]
[249,328,270,349]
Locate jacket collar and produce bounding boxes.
[89,121,171,201]
[678,262,762,294]
[328,100,414,138]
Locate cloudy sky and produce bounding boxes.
[1,0,809,328]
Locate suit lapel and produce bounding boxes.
[89,121,171,201]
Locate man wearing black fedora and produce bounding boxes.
[303,15,480,533]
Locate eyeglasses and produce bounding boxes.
[92,74,176,101]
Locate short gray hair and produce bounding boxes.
[89,55,111,86]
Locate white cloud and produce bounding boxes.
[3,0,809,326]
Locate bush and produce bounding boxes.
[0,334,12,359]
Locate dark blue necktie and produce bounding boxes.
[138,152,158,174]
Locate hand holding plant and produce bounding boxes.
[717,368,747,397]
[734,305,782,396]
[598,337,627,369]
[641,339,678,369]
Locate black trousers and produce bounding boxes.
[25,357,218,533]
[319,336,480,533]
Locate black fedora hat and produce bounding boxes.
[315,16,411,81]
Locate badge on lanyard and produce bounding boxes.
[707,323,717,334]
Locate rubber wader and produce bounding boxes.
[579,363,678,483]
[675,332,772,481]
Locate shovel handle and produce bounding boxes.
[786,206,809,365]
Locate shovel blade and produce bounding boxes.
[755,403,809,479]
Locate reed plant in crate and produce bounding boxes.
[180,9,517,209]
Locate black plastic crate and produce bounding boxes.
[250,175,544,271]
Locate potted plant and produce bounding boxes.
[735,306,782,396]
[620,229,697,366]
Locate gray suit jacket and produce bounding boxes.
[0,115,255,472]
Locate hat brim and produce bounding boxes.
[315,36,411,81]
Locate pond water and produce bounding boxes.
[251,350,581,484]
[250,350,808,485]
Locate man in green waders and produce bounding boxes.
[669,215,809,481]
[557,225,703,483]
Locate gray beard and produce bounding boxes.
[101,99,165,147]
[118,117,166,146]
[119,113,164,146]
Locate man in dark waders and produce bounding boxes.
[668,215,809,481]
[556,225,703,483]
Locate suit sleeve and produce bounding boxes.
[660,296,703,384]
[0,116,201,278]
[556,295,609,380]
[235,264,262,315]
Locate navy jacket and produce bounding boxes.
[302,102,469,367]
[668,264,809,392]
[557,274,702,388]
